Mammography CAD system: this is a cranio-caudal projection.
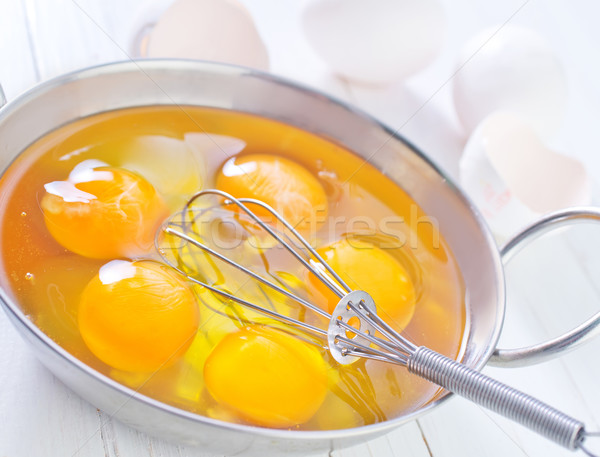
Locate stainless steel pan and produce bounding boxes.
[0,60,598,455]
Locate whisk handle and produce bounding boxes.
[408,347,585,451]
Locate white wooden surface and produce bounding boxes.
[1,1,599,456]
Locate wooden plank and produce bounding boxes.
[22,0,143,81]
[0,321,106,457]
[333,422,432,457]
[0,0,39,98]
[418,399,533,457]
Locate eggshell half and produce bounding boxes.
[453,25,567,137]
[302,0,445,84]
[460,112,591,239]
[147,0,269,71]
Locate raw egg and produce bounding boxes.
[204,325,329,428]
[78,260,200,372]
[312,238,416,330]
[216,154,328,229]
[41,161,169,259]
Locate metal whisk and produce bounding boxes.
[156,189,598,456]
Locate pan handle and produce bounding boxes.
[489,207,600,367]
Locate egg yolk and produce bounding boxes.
[312,239,416,331]
[41,163,169,259]
[204,325,329,428]
[78,260,200,372]
[216,154,328,229]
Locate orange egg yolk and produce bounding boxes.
[204,325,329,428]
[78,260,200,372]
[216,154,328,229]
[41,163,169,259]
[312,239,416,331]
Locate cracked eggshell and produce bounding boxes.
[302,0,445,84]
[146,0,269,71]
[460,112,591,240]
[453,26,567,137]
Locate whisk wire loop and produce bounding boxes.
[185,190,352,298]
[333,324,409,364]
[163,225,330,320]
[346,300,417,353]
[166,258,327,338]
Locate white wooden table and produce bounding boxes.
[1,1,599,456]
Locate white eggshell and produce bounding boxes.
[147,0,269,71]
[128,0,173,57]
[302,0,445,84]
[453,26,567,137]
[460,112,591,240]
